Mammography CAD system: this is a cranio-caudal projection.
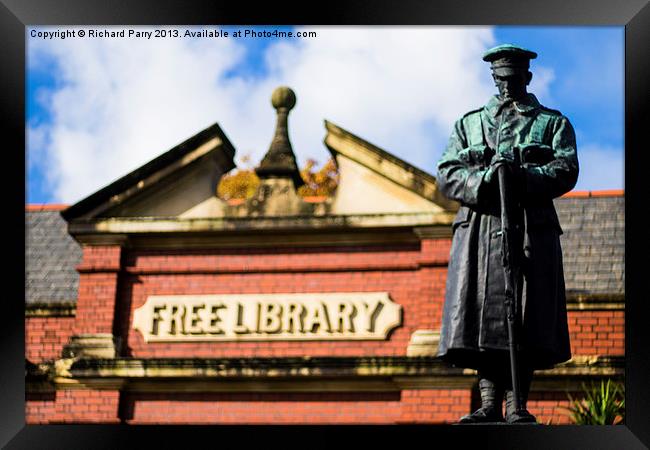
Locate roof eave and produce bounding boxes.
[323,120,459,212]
[61,122,236,222]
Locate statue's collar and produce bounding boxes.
[485,93,541,117]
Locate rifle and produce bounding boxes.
[496,153,525,415]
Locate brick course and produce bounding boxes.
[26,316,76,362]
[25,392,57,424]
[399,389,472,423]
[118,390,472,424]
[528,392,599,425]
[123,392,403,424]
[50,390,121,423]
[567,311,625,356]
[74,245,123,335]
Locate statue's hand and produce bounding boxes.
[485,156,524,188]
[485,158,506,185]
[459,145,495,167]
[520,143,554,165]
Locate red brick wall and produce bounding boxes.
[50,390,121,423]
[399,389,472,423]
[25,236,625,425]
[25,389,610,425]
[26,390,120,424]
[123,392,401,424]
[75,245,122,335]
[119,242,450,359]
[25,316,75,362]
[25,392,57,424]
[120,390,471,424]
[528,392,574,425]
[568,310,625,356]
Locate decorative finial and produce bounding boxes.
[255,86,304,188]
[271,86,297,110]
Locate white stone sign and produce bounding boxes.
[132,292,402,342]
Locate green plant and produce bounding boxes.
[563,379,625,425]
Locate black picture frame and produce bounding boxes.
[3,0,648,448]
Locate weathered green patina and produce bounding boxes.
[437,93,578,208]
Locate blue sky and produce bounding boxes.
[494,27,623,150]
[27,26,623,204]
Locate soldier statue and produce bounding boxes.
[436,44,579,424]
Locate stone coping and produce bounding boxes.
[565,294,625,311]
[26,355,623,393]
[68,211,455,234]
[25,302,76,317]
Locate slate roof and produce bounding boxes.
[554,195,625,297]
[24,193,624,305]
[25,209,82,305]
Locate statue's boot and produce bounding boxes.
[458,378,505,423]
[505,375,537,424]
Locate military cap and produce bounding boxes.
[483,44,537,75]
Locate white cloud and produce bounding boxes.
[29,26,249,203]
[28,26,561,203]
[528,65,555,105]
[572,143,624,191]
[261,27,497,173]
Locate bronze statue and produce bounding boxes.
[436,44,579,424]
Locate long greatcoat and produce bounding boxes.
[436,93,579,370]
